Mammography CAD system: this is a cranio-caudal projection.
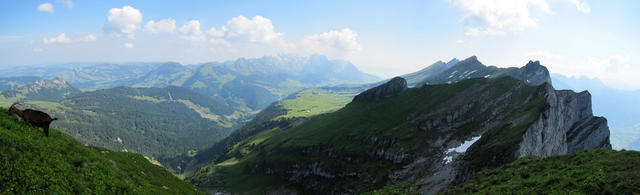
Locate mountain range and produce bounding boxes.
[2,55,636,194]
[175,56,612,194]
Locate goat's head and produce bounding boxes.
[8,102,21,115]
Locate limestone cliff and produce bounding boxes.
[518,84,610,157]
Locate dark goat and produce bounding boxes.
[8,102,57,137]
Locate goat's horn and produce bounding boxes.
[10,102,19,107]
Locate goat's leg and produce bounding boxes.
[44,126,49,137]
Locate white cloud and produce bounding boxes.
[299,28,361,59]
[56,0,73,8]
[209,38,231,47]
[207,26,226,37]
[569,0,590,14]
[120,42,134,48]
[80,34,97,42]
[455,39,465,44]
[451,0,551,36]
[38,3,54,13]
[223,16,283,44]
[43,33,72,44]
[179,20,206,41]
[146,18,176,33]
[103,6,142,39]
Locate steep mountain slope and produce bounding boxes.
[175,56,561,178]
[551,74,640,150]
[187,75,609,194]
[0,77,80,104]
[0,108,200,194]
[442,148,640,194]
[21,86,247,160]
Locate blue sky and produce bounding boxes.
[1,0,639,90]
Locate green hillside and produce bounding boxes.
[441,148,640,194]
[22,86,247,161]
[0,108,200,194]
[163,86,365,177]
[188,77,547,193]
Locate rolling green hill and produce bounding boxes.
[19,86,248,162]
[0,108,200,194]
[441,148,640,194]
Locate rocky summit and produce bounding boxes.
[352,76,407,102]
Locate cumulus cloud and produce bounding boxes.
[299,28,361,58]
[103,6,142,39]
[56,0,73,8]
[80,34,97,42]
[146,18,176,33]
[450,0,551,36]
[179,20,206,41]
[569,0,590,14]
[207,26,226,37]
[120,42,134,48]
[38,3,54,13]
[223,16,283,43]
[43,33,71,44]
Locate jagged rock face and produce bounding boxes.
[352,77,407,102]
[517,84,611,157]
[507,60,553,86]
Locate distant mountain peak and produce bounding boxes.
[518,60,552,86]
[446,58,460,67]
[352,77,407,102]
[526,60,541,67]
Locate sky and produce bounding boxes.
[1,0,639,90]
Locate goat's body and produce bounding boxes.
[9,104,57,137]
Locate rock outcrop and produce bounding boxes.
[506,60,553,86]
[517,84,611,157]
[352,77,407,102]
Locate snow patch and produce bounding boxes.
[448,70,458,78]
[442,135,482,164]
[447,135,482,153]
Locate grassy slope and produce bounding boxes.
[16,86,244,160]
[441,148,640,194]
[168,86,361,179]
[0,108,200,194]
[190,77,545,193]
